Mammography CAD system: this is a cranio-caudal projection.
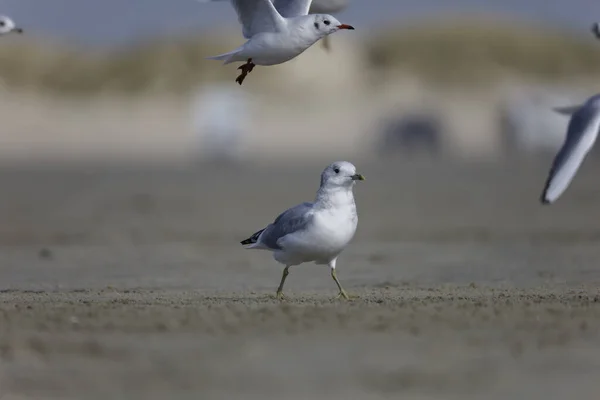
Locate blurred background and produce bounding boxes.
[0,0,599,164]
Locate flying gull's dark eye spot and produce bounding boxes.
[333,168,340,174]
[324,20,330,26]
[314,22,319,29]
[0,21,5,27]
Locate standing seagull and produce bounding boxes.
[540,94,600,204]
[241,161,365,299]
[0,16,23,35]
[198,0,355,84]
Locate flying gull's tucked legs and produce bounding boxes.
[235,58,255,85]
[240,161,365,299]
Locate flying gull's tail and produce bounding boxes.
[206,47,243,65]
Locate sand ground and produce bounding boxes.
[1,157,600,399]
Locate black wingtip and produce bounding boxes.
[540,188,552,205]
[240,228,265,246]
[540,185,555,205]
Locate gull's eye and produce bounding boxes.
[314,22,319,29]
[324,20,330,26]
[333,168,340,174]
[0,21,5,27]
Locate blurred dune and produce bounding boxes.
[0,17,598,95]
[0,17,599,164]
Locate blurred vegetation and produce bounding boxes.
[367,17,600,85]
[0,17,599,96]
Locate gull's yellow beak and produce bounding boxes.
[351,173,365,181]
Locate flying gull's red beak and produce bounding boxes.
[337,24,355,30]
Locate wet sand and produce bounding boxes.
[1,158,600,399]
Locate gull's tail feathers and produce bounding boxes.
[206,47,243,65]
[240,228,265,248]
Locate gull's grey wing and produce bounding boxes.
[308,0,348,14]
[541,100,600,204]
[272,0,313,17]
[197,0,285,38]
[258,202,314,250]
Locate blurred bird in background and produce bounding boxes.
[0,15,23,35]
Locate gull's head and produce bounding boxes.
[0,16,22,35]
[311,14,354,37]
[320,161,365,189]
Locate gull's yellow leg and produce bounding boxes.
[276,266,290,299]
[331,268,350,300]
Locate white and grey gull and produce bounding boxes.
[240,161,365,299]
[197,0,354,84]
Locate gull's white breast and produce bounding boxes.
[295,205,357,263]
[274,205,357,265]
[312,206,357,248]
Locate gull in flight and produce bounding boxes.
[540,94,600,204]
[0,16,23,35]
[240,161,365,299]
[198,0,355,84]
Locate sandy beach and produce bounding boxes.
[0,158,600,399]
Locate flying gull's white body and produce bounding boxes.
[541,94,600,204]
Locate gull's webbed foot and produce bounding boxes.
[334,289,356,301]
[331,268,354,300]
[275,290,286,300]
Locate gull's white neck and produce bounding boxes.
[314,185,356,209]
[285,16,326,46]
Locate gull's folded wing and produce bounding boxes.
[541,102,600,204]
[259,202,314,250]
